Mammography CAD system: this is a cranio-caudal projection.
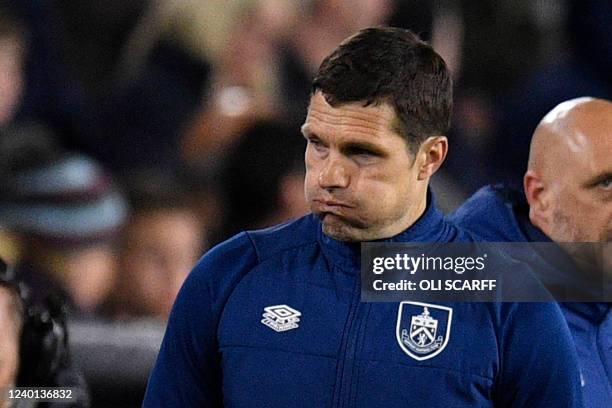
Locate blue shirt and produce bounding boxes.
[144,196,583,407]
[451,184,612,408]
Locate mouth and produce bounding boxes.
[312,199,353,213]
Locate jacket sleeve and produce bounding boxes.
[143,232,259,407]
[494,302,584,408]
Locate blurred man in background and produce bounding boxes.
[0,2,26,128]
[451,97,612,407]
[0,128,127,317]
[111,171,205,320]
[218,120,307,241]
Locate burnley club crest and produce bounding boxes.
[396,301,453,361]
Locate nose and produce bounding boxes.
[318,154,350,190]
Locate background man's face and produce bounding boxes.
[303,92,423,241]
[546,132,612,243]
[120,209,203,318]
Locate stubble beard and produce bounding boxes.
[551,208,586,243]
[319,212,371,242]
[318,206,410,242]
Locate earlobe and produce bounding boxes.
[417,137,448,180]
[524,171,545,208]
[524,171,548,226]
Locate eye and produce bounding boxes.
[597,177,612,190]
[356,149,376,157]
[307,137,327,154]
[346,146,381,164]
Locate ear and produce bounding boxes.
[416,136,448,181]
[524,170,549,227]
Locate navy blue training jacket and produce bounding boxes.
[451,184,611,408]
[144,197,583,407]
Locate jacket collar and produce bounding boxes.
[562,302,611,325]
[502,185,611,321]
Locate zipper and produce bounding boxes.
[332,273,363,408]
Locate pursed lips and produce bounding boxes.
[311,198,353,213]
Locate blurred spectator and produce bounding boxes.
[89,37,211,174]
[110,171,205,320]
[3,0,90,152]
[278,0,394,130]
[0,257,90,407]
[0,228,19,266]
[495,0,612,185]
[178,1,308,241]
[424,0,547,205]
[0,1,26,128]
[218,120,308,241]
[55,0,148,98]
[75,0,213,174]
[180,0,298,172]
[0,126,127,317]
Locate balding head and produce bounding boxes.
[529,97,612,175]
[524,97,612,243]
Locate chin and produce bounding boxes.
[322,218,384,242]
[322,223,360,242]
[321,214,377,242]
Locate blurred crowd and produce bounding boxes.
[1,0,611,340]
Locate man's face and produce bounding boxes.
[62,244,117,313]
[302,92,426,242]
[121,209,203,318]
[546,132,612,243]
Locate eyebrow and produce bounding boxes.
[340,140,387,156]
[301,123,390,156]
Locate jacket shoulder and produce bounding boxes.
[184,215,318,307]
[245,214,319,262]
[449,185,523,242]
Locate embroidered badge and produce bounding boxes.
[261,304,301,332]
[396,301,452,361]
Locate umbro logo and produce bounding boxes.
[261,304,301,332]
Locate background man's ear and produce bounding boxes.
[417,136,448,180]
[524,170,549,227]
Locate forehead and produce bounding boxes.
[573,101,612,142]
[302,92,401,142]
[570,113,612,158]
[573,117,612,176]
[589,129,612,165]
[586,146,612,185]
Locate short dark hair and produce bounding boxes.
[312,27,452,151]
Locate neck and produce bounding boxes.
[376,191,428,240]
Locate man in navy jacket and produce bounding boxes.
[144,28,583,407]
[451,97,611,407]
